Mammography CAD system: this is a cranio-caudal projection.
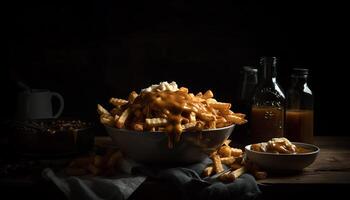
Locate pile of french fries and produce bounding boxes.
[65,149,123,177]
[98,86,247,147]
[203,140,267,182]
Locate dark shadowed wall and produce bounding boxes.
[3,1,347,135]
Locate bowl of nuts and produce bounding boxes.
[12,118,95,157]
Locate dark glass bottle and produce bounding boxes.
[232,66,258,146]
[250,57,285,143]
[286,68,314,143]
[239,66,259,105]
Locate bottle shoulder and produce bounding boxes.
[253,81,285,99]
[288,84,313,96]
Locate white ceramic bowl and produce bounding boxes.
[245,142,320,171]
[105,124,235,164]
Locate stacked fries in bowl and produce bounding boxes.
[97,82,247,164]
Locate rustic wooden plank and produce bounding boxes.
[309,152,350,171]
[315,136,350,149]
[259,171,350,184]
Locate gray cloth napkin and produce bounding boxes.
[42,158,147,200]
[43,157,260,200]
[43,168,146,200]
[132,157,261,200]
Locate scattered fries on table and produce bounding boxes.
[65,148,123,177]
[203,139,267,182]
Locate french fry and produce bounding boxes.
[100,115,115,126]
[211,153,224,173]
[223,139,231,146]
[234,113,246,119]
[116,108,131,128]
[225,114,247,125]
[231,148,243,157]
[216,116,227,124]
[128,91,138,103]
[203,90,214,99]
[203,166,214,177]
[178,87,189,93]
[97,104,110,115]
[208,102,231,110]
[208,120,216,129]
[219,166,246,182]
[109,98,128,106]
[189,112,196,122]
[220,109,234,115]
[196,112,214,122]
[145,118,168,127]
[205,98,217,104]
[218,145,231,157]
[132,123,144,131]
[216,122,227,128]
[221,157,236,165]
[182,121,197,130]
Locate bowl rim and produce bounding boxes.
[105,124,235,135]
[245,142,320,156]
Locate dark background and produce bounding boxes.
[2,1,347,136]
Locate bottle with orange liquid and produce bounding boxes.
[250,57,286,143]
[286,68,314,144]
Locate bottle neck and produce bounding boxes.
[291,75,312,95]
[260,57,277,83]
[291,75,308,87]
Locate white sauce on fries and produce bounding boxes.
[141,81,179,93]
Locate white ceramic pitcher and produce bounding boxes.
[16,89,64,120]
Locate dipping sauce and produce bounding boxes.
[251,137,311,154]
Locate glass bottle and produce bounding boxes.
[286,68,314,143]
[239,66,259,106]
[232,66,258,146]
[250,57,285,143]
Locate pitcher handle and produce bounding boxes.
[51,92,64,118]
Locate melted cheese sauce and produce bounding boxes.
[131,90,218,148]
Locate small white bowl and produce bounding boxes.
[245,142,320,171]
